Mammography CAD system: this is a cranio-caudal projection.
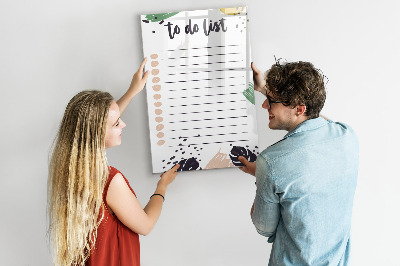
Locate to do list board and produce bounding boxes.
[141,7,259,173]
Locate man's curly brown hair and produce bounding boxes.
[266,61,326,118]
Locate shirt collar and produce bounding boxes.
[284,117,328,139]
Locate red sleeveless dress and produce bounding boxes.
[86,166,140,266]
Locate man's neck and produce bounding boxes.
[287,116,310,132]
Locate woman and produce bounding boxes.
[48,58,179,266]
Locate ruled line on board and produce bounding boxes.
[167,69,240,76]
[167,139,250,148]
[164,76,244,84]
[167,60,243,68]
[170,131,249,140]
[167,107,247,116]
[165,52,240,60]
[168,83,246,92]
[167,44,239,52]
[169,123,248,132]
[167,92,242,100]
[169,115,248,124]
[169,99,246,108]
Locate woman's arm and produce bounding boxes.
[106,164,180,236]
[117,57,149,115]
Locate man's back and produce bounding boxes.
[252,117,359,266]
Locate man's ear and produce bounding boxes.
[295,105,306,117]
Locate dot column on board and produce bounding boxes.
[151,54,164,146]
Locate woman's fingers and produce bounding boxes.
[159,164,180,186]
[138,57,147,73]
[142,70,150,82]
[160,163,180,177]
[169,163,180,173]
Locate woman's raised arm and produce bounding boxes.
[117,57,149,115]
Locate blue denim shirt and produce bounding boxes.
[252,117,358,266]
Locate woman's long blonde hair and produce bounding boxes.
[48,90,113,265]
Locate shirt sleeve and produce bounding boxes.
[251,155,280,243]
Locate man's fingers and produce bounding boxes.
[238,156,249,166]
[239,166,249,174]
[251,62,260,75]
[251,62,267,96]
[255,86,267,96]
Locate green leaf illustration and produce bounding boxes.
[144,12,180,22]
[243,82,255,105]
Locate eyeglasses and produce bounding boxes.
[262,84,282,108]
[266,94,282,108]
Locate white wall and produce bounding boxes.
[1,0,399,265]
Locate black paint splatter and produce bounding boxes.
[177,157,200,171]
[229,146,257,166]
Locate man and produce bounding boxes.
[238,61,359,265]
